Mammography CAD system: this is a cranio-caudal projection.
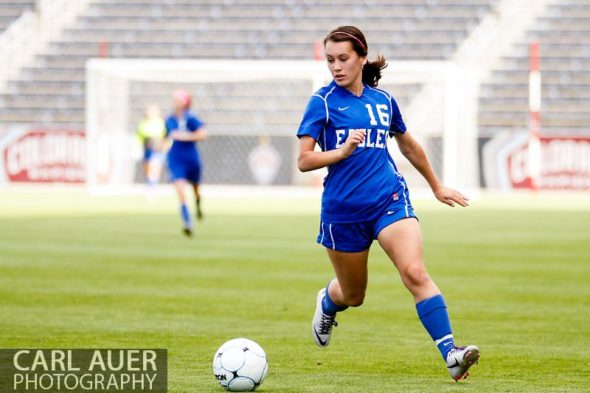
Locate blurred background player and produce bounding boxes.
[136,104,166,190]
[165,89,207,236]
[297,26,479,381]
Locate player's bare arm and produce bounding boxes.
[298,131,366,172]
[394,132,468,207]
[171,128,208,142]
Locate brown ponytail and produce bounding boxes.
[362,55,387,87]
[324,25,387,87]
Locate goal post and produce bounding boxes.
[85,59,479,192]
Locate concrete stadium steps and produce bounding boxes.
[18,67,86,83]
[59,28,465,46]
[0,0,35,32]
[95,0,495,4]
[75,15,478,32]
[1,0,498,127]
[483,70,590,86]
[45,40,456,60]
[478,1,590,136]
[4,80,83,96]
[481,83,590,100]
[0,93,83,110]
[0,108,84,127]
[81,3,490,19]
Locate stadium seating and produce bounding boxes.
[479,0,590,135]
[0,0,498,129]
[0,0,35,32]
[0,0,588,138]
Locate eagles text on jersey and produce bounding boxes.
[297,81,410,223]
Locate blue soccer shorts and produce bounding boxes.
[317,196,418,252]
[143,147,155,161]
[167,158,201,184]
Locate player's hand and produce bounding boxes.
[434,186,469,207]
[340,130,366,159]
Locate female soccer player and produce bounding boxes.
[297,26,479,381]
[165,89,207,236]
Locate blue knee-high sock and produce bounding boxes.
[322,282,348,315]
[416,294,455,360]
[180,204,191,228]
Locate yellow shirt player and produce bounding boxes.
[136,104,166,187]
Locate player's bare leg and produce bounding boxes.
[147,158,162,186]
[378,218,479,380]
[143,159,162,200]
[312,249,369,347]
[143,162,150,183]
[192,183,203,220]
[174,179,192,236]
[377,218,439,301]
[326,249,370,307]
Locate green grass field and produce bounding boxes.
[0,188,589,392]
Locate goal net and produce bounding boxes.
[86,59,478,191]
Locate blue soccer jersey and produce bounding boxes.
[165,110,204,160]
[165,110,204,182]
[297,81,408,223]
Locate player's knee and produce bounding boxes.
[342,291,365,307]
[401,264,431,288]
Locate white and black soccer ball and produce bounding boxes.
[212,338,268,391]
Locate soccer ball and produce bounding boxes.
[212,338,268,391]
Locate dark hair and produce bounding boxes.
[323,25,387,87]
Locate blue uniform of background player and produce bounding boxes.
[298,26,480,381]
[165,89,207,236]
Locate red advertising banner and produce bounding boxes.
[2,129,85,183]
[482,133,590,190]
[536,136,590,189]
